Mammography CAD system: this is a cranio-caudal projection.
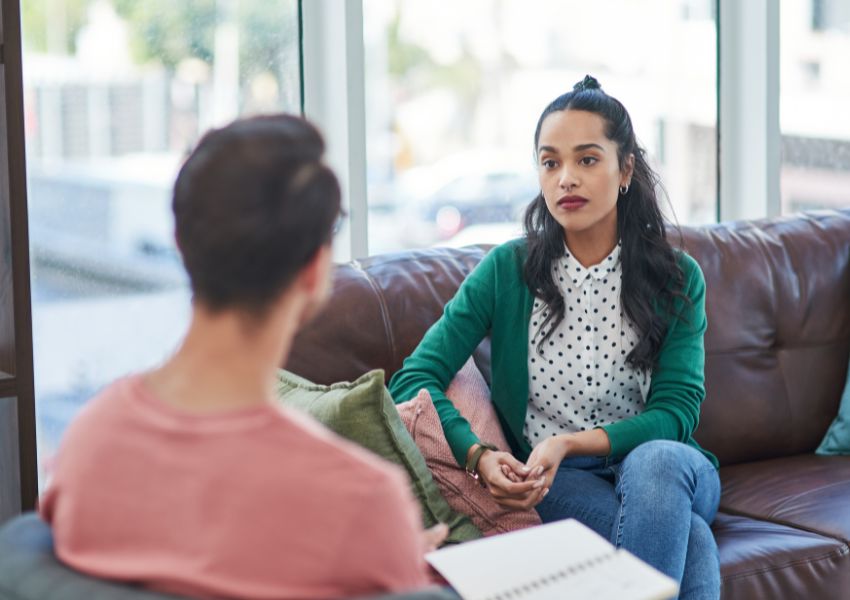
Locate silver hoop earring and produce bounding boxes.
[619,184,629,195]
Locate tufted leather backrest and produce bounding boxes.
[680,210,850,464]
[285,209,850,467]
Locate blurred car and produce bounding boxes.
[436,222,525,249]
[371,150,539,251]
[421,168,539,239]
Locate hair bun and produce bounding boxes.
[573,75,601,92]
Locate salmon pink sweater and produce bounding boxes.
[40,375,429,599]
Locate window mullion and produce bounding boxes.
[301,0,368,261]
[718,0,780,221]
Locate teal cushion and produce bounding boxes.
[276,368,481,543]
[817,356,850,455]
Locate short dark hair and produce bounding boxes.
[173,114,341,314]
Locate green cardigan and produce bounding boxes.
[388,238,719,469]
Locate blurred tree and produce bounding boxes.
[112,0,295,83]
[385,4,484,146]
[386,8,432,79]
[112,0,216,68]
[386,5,482,104]
[236,0,299,106]
[22,0,89,53]
[23,0,297,88]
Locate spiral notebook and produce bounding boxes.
[425,519,678,600]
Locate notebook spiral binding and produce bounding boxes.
[484,551,615,600]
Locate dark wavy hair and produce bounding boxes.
[523,75,688,372]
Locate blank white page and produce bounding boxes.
[425,519,677,600]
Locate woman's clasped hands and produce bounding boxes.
[475,435,571,511]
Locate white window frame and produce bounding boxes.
[303,0,783,258]
[301,0,368,262]
[718,0,781,221]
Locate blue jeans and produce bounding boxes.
[535,440,721,600]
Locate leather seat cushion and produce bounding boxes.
[715,512,850,599]
[719,454,850,543]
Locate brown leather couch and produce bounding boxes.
[286,208,850,599]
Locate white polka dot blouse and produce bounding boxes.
[524,241,651,446]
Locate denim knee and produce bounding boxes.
[620,440,707,481]
[617,440,720,523]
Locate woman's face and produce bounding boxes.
[537,109,633,244]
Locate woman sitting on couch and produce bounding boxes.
[40,115,445,599]
[390,76,721,599]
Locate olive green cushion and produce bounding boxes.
[276,368,481,544]
[817,355,850,455]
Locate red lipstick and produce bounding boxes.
[557,195,588,210]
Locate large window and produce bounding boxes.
[16,0,843,502]
[363,0,718,254]
[23,0,301,487]
[780,0,850,213]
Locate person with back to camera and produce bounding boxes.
[39,114,447,600]
[389,76,721,599]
